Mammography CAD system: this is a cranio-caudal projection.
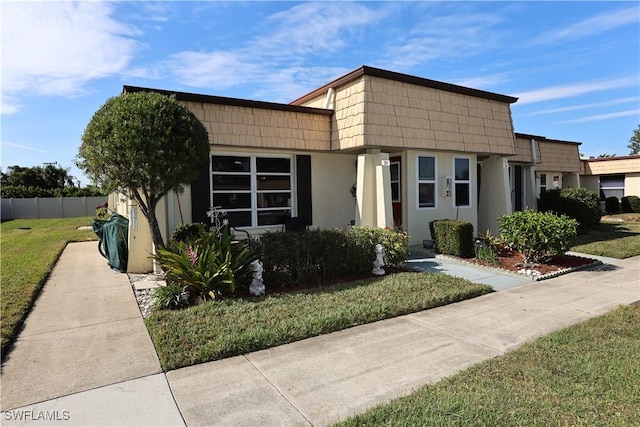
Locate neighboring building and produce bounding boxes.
[114,66,584,272]
[580,155,640,204]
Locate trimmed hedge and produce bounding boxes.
[605,197,621,214]
[621,196,640,213]
[538,188,601,231]
[430,220,474,258]
[252,227,410,288]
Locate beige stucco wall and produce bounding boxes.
[362,76,516,155]
[403,150,478,245]
[625,173,640,197]
[180,100,331,151]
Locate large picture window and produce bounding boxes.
[211,154,293,228]
[454,157,470,207]
[417,156,436,209]
[599,174,625,201]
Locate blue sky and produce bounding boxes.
[2,1,639,186]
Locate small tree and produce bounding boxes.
[628,125,640,155]
[77,91,209,249]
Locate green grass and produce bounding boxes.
[145,273,493,371]
[571,219,640,259]
[336,304,640,427]
[0,218,97,359]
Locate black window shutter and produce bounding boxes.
[190,160,211,225]
[296,155,312,226]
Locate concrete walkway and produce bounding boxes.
[1,242,638,426]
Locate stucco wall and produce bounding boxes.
[363,76,516,155]
[180,100,331,151]
[625,173,640,197]
[403,150,478,245]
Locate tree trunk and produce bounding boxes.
[131,190,165,249]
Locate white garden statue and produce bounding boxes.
[372,243,385,275]
[249,259,266,296]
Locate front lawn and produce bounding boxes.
[337,304,640,427]
[145,272,492,371]
[571,219,640,259]
[0,218,97,359]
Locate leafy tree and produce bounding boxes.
[628,125,640,155]
[597,153,616,158]
[77,91,209,249]
[0,164,100,198]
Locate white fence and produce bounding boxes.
[1,197,108,221]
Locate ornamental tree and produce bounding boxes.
[628,124,640,155]
[77,91,209,249]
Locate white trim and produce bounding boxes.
[416,154,438,210]
[453,156,471,208]
[210,152,295,229]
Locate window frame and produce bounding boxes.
[599,174,625,201]
[210,153,295,229]
[453,156,471,208]
[416,155,437,210]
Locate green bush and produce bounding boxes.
[350,226,410,267]
[538,188,601,231]
[153,226,255,303]
[252,227,410,288]
[170,222,208,244]
[499,210,577,264]
[152,282,190,310]
[430,220,474,258]
[253,229,371,287]
[605,197,621,214]
[621,196,640,213]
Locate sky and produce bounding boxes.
[2,1,639,186]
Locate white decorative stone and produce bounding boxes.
[372,243,385,276]
[249,259,266,296]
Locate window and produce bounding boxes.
[539,173,547,194]
[211,155,293,228]
[417,156,436,209]
[390,162,400,202]
[599,174,625,201]
[454,157,470,207]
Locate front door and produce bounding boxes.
[390,156,402,227]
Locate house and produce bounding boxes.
[580,155,640,204]
[114,65,583,273]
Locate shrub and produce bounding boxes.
[350,226,410,267]
[153,226,255,303]
[152,283,190,310]
[538,188,601,231]
[95,202,109,219]
[430,220,474,258]
[170,222,208,244]
[499,210,577,264]
[621,196,640,213]
[605,197,621,214]
[253,229,371,287]
[252,227,409,288]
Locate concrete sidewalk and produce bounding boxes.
[0,241,184,425]
[1,243,638,426]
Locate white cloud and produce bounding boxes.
[163,2,385,96]
[1,1,141,113]
[378,9,505,71]
[555,109,639,124]
[533,7,640,45]
[1,141,48,153]
[513,76,638,105]
[530,97,639,115]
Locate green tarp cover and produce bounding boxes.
[92,213,129,272]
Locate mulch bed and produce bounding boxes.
[464,250,596,276]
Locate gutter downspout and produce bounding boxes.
[323,87,334,109]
